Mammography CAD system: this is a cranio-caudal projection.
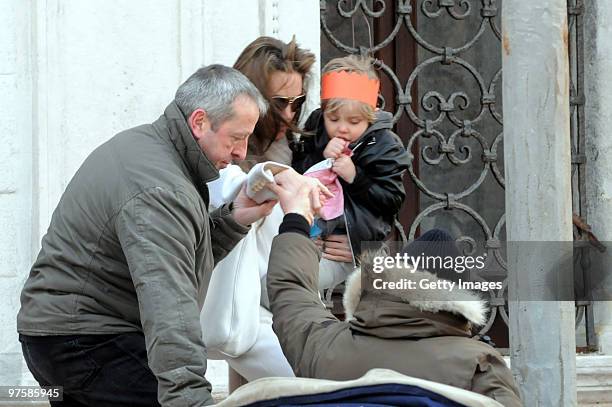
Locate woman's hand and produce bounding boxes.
[315,234,353,262]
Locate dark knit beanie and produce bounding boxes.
[400,228,463,282]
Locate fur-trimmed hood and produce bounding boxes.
[342,253,488,337]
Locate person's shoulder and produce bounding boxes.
[303,108,323,131]
[97,125,196,195]
[374,127,403,147]
[357,126,401,152]
[109,123,160,151]
[354,126,408,170]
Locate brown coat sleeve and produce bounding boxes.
[471,353,523,407]
[266,232,342,374]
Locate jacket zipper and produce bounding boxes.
[343,136,375,269]
[343,211,358,269]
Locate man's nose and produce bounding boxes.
[232,139,248,161]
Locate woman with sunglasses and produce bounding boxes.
[233,37,309,167]
[202,36,354,383]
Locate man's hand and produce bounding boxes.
[231,185,276,226]
[323,137,348,159]
[268,168,333,225]
[332,154,356,183]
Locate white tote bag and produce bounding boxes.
[200,223,261,357]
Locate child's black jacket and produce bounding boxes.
[292,108,409,257]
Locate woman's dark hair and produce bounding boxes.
[234,36,315,160]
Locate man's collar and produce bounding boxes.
[163,101,220,184]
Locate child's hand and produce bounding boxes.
[332,154,356,183]
[323,137,348,159]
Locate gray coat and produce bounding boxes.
[18,101,249,406]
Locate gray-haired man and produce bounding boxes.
[17,65,275,406]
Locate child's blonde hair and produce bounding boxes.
[321,55,378,123]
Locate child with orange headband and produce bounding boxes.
[292,55,410,284]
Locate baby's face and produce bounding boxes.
[323,102,369,143]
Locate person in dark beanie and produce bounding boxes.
[266,220,523,406]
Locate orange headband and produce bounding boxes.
[321,71,380,108]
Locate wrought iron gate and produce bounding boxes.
[321,0,594,352]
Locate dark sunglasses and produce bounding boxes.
[271,94,306,112]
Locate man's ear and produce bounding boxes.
[188,108,211,140]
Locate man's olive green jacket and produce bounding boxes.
[18,102,249,406]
